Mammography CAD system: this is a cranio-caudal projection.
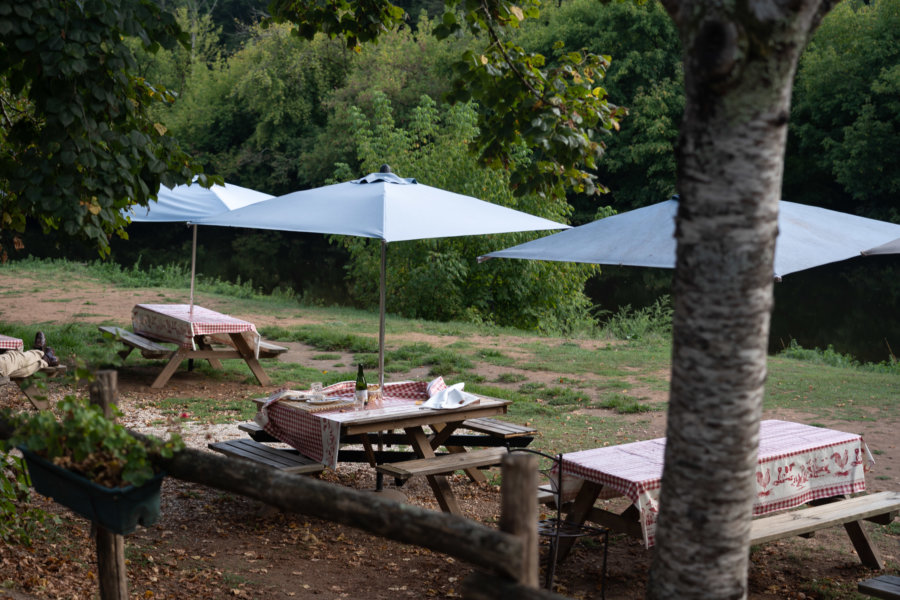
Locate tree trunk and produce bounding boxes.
[648,0,837,597]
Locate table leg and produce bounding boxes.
[844,520,884,569]
[405,427,462,515]
[555,480,603,562]
[229,333,271,386]
[151,348,189,389]
[195,337,224,370]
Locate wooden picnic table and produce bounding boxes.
[556,420,898,568]
[256,380,512,515]
[130,304,272,388]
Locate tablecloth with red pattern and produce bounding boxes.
[0,335,24,352]
[132,304,258,350]
[259,378,448,468]
[560,419,874,548]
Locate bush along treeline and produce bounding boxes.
[11,0,900,350]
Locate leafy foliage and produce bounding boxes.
[1,398,183,488]
[0,0,209,260]
[786,0,900,221]
[270,0,624,200]
[159,22,354,194]
[512,0,683,210]
[0,450,59,545]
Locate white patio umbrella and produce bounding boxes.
[124,181,273,309]
[192,168,570,385]
[480,197,900,280]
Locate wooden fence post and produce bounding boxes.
[89,370,128,600]
[500,451,539,588]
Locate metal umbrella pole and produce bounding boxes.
[375,240,387,491]
[188,224,198,371]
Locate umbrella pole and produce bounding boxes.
[189,224,198,316]
[379,240,386,388]
[376,240,387,492]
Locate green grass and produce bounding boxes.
[765,356,900,421]
[595,394,661,414]
[3,257,899,456]
[148,396,258,424]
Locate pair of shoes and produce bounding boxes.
[33,331,47,351]
[43,347,59,367]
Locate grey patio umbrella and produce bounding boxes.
[125,181,273,309]
[192,167,570,385]
[862,238,900,256]
[481,197,900,281]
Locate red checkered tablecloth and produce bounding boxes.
[0,335,25,352]
[132,304,258,350]
[560,420,873,548]
[260,378,448,468]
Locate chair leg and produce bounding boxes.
[599,530,609,600]
[545,534,561,590]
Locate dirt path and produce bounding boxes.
[1,273,897,600]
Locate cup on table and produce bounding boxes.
[310,382,324,402]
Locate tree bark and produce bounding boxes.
[648,0,838,597]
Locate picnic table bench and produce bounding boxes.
[2,365,68,411]
[859,575,900,600]
[99,326,174,359]
[376,447,508,480]
[207,438,324,475]
[747,490,900,569]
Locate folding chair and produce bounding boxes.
[511,448,609,595]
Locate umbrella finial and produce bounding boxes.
[379,164,392,174]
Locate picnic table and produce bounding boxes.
[254,380,513,515]
[556,420,898,568]
[129,304,272,388]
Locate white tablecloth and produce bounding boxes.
[132,304,258,350]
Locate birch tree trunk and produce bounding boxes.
[647,0,837,597]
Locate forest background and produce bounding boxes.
[10,0,900,363]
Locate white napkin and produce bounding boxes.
[420,383,479,410]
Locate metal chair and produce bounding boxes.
[511,448,609,595]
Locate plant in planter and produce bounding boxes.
[1,398,183,534]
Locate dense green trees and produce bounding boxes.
[0,0,205,259]
[785,0,900,221]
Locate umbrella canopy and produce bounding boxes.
[862,237,900,256]
[192,169,570,384]
[481,198,900,280]
[126,182,274,223]
[192,171,568,241]
[125,182,273,308]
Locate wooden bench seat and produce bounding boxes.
[460,417,537,439]
[5,365,68,411]
[208,438,325,475]
[749,490,900,569]
[238,421,277,442]
[376,447,508,480]
[859,575,900,600]
[98,325,174,359]
[204,334,287,358]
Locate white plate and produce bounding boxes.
[307,396,345,405]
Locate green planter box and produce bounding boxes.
[20,448,164,535]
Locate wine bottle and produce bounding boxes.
[355,364,368,407]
